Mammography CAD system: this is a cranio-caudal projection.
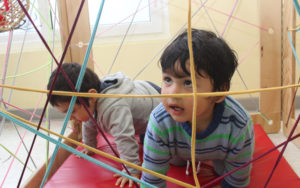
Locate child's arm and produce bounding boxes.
[141,116,171,188]
[81,121,98,154]
[107,106,141,173]
[103,106,143,187]
[222,119,254,187]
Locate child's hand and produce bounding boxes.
[113,173,139,188]
[76,148,95,158]
[82,148,95,155]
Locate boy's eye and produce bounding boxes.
[163,76,172,84]
[184,80,192,87]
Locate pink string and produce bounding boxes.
[46,0,105,77]
[46,0,157,77]
[0,129,27,188]
[0,1,291,187]
[220,0,239,37]
[0,31,12,97]
[238,40,259,64]
[95,0,159,38]
[192,0,269,32]
[0,91,61,187]
[47,0,67,46]
[90,54,105,76]
[1,100,62,125]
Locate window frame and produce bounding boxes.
[0,0,169,53]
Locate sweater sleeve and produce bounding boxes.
[221,119,254,187]
[103,106,141,175]
[82,121,98,148]
[141,114,171,188]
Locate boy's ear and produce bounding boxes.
[215,96,226,103]
[214,84,228,103]
[88,89,97,104]
[88,88,97,93]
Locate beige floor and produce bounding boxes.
[0,119,72,188]
[0,119,299,188]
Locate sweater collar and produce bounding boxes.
[181,99,225,139]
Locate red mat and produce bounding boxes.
[45,125,300,187]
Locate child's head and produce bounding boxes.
[160,29,238,125]
[160,28,237,92]
[47,62,101,107]
[47,62,101,122]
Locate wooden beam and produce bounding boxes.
[253,0,282,133]
[24,1,93,186]
[282,0,300,148]
[57,0,94,69]
[56,0,93,163]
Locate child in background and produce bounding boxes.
[141,29,254,187]
[47,62,161,188]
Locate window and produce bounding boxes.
[89,0,169,38]
[0,0,169,52]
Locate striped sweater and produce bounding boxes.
[141,96,254,188]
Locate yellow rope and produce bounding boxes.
[0,83,299,98]
[187,0,200,187]
[288,23,300,31]
[0,108,196,188]
[0,78,299,187]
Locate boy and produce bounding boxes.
[141,29,254,187]
[47,62,161,187]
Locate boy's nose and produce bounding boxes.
[167,85,182,100]
[170,85,182,95]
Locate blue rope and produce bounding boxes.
[40,0,106,186]
[0,110,156,188]
[287,31,300,68]
[293,0,300,16]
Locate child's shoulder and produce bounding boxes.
[151,103,167,116]
[222,96,252,129]
[150,103,175,125]
[224,96,250,118]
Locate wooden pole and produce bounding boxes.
[23,1,92,186]
[56,0,94,69]
[251,0,282,133]
[282,0,300,148]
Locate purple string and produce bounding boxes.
[220,0,239,37]
[202,126,300,188]
[264,114,300,187]
[16,0,85,186]
[16,0,134,187]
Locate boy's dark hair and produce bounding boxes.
[47,62,101,106]
[160,28,238,91]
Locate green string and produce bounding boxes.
[0,143,33,172]
[0,62,51,81]
[0,110,155,188]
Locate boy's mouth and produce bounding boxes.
[170,105,183,111]
[169,105,184,115]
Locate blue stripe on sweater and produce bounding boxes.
[147,137,251,157]
[143,153,170,165]
[220,116,247,129]
[226,96,248,118]
[142,175,165,184]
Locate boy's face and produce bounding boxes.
[161,60,222,126]
[54,100,96,122]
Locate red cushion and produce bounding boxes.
[45,124,300,188]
